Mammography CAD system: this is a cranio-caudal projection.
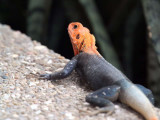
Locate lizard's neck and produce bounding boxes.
[81,46,100,56]
[71,33,100,56]
[81,34,100,56]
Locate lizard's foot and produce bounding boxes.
[86,85,120,115]
[135,84,155,105]
[39,74,51,80]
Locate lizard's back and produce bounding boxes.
[76,52,128,90]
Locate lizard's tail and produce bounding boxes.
[119,81,158,120]
[151,117,159,120]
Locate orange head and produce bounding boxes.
[68,22,99,56]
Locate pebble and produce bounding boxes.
[35,110,41,114]
[34,45,48,53]
[12,54,19,58]
[44,100,52,105]
[13,114,19,118]
[47,59,53,64]
[5,118,12,120]
[107,117,116,120]
[31,104,39,110]
[29,82,36,86]
[1,75,8,79]
[0,79,4,84]
[65,112,75,120]
[3,94,10,100]
[41,106,49,111]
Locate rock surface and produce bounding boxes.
[0,24,159,120]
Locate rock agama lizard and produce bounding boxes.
[40,22,158,120]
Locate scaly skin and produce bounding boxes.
[40,22,158,120]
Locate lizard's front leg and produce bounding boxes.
[40,55,78,80]
[86,85,120,115]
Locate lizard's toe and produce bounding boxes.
[39,74,51,80]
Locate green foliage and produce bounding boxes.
[141,0,160,107]
[0,0,27,32]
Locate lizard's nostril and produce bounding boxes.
[73,25,78,29]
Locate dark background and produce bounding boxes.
[0,0,160,106]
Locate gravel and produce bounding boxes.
[0,24,159,120]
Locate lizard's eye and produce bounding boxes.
[73,25,78,29]
[76,34,80,39]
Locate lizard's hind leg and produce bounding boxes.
[86,85,120,115]
[135,84,155,105]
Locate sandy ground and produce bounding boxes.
[0,24,159,120]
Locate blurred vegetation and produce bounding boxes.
[0,0,160,107]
